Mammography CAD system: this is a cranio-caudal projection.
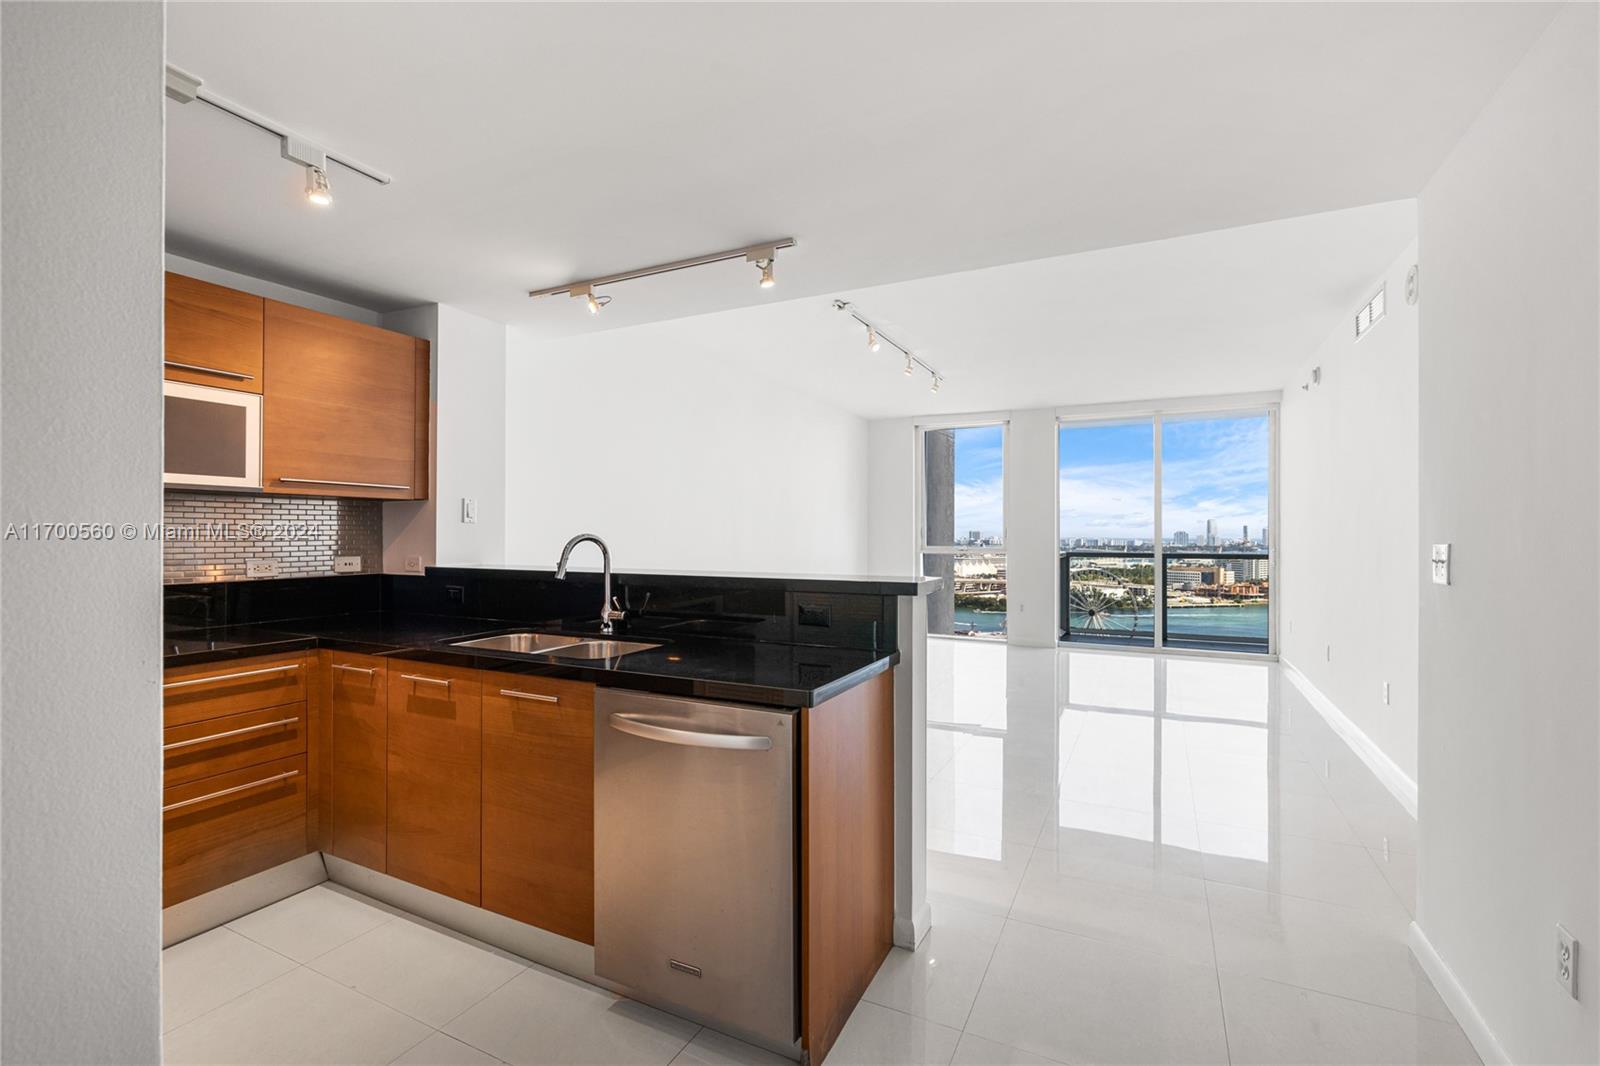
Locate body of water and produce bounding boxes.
[950,604,1270,641]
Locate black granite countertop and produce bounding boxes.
[163,612,896,708]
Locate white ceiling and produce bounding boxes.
[166,2,1556,338]
[519,199,1418,419]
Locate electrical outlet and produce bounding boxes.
[1383,681,1391,705]
[334,555,361,573]
[1431,543,1451,585]
[461,497,477,524]
[445,585,465,605]
[404,555,424,573]
[1557,925,1579,999]
[246,560,279,578]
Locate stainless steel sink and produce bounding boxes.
[449,632,661,659]
[450,632,585,654]
[542,639,662,660]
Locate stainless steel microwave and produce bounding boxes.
[163,380,262,490]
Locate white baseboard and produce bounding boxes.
[1408,922,1509,1065]
[1281,659,1418,817]
[162,852,328,947]
[894,900,933,949]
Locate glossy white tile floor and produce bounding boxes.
[836,641,1475,1066]
[162,643,1473,1066]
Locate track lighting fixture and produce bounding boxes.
[832,300,947,393]
[530,239,796,312]
[304,165,333,207]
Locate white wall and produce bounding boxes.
[1279,237,1420,783]
[1,3,166,1060]
[1415,4,1598,1062]
[379,304,440,574]
[434,306,507,566]
[504,327,870,574]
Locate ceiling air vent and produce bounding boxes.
[1355,284,1386,341]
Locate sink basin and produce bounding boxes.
[449,632,661,660]
[450,631,585,654]
[542,639,661,659]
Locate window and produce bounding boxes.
[1059,407,1274,654]
[921,423,1006,639]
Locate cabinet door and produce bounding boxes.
[329,654,388,871]
[482,673,595,943]
[164,272,264,393]
[163,755,307,908]
[262,300,426,500]
[387,661,482,904]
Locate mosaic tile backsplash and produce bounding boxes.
[163,491,383,585]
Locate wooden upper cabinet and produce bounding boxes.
[386,660,482,905]
[262,300,429,500]
[164,272,265,394]
[482,673,596,944]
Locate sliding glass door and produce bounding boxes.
[1059,408,1274,655]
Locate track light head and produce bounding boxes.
[903,353,914,376]
[757,258,776,289]
[930,374,942,394]
[572,285,610,315]
[867,327,881,353]
[305,165,333,207]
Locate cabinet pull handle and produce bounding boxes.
[500,688,559,704]
[164,663,299,690]
[400,673,451,688]
[163,769,299,813]
[279,477,411,491]
[164,360,254,381]
[163,716,300,752]
[332,664,377,676]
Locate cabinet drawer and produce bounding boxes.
[164,653,308,727]
[164,272,264,394]
[162,754,307,908]
[163,703,307,787]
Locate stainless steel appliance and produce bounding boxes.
[594,689,797,1051]
[163,380,262,490]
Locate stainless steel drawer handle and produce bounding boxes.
[163,716,300,752]
[162,769,299,813]
[163,663,300,690]
[500,688,559,704]
[608,713,773,752]
[279,477,411,491]
[332,664,377,676]
[400,673,451,688]
[164,360,254,381]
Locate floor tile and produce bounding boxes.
[161,926,296,1032]
[827,1001,961,1066]
[1369,846,1418,915]
[1220,972,1480,1064]
[668,1028,791,1065]
[1008,849,1215,965]
[164,967,431,1065]
[864,901,1003,1028]
[928,772,1053,847]
[444,964,698,1065]
[391,1031,506,1065]
[1033,801,1206,885]
[1198,823,1411,915]
[310,915,526,1027]
[1206,881,1452,1021]
[927,840,1032,916]
[228,883,396,963]
[1191,780,1357,845]
[1337,796,1419,854]
[964,920,1228,1065]
[949,1032,1062,1065]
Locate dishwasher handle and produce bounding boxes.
[607,712,774,751]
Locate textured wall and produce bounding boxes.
[163,491,382,584]
[1,3,166,1061]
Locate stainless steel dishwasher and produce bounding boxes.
[594,688,796,1050]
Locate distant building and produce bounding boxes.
[1242,524,1249,544]
[968,530,982,545]
[1205,519,1218,546]
[1173,531,1190,545]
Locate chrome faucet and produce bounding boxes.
[555,533,624,635]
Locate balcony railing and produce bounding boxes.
[1061,550,1270,654]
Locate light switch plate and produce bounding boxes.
[334,555,361,573]
[461,497,477,524]
[1431,543,1451,585]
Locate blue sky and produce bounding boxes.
[950,425,1005,539]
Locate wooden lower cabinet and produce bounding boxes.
[482,672,596,944]
[328,652,389,871]
[386,660,482,904]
